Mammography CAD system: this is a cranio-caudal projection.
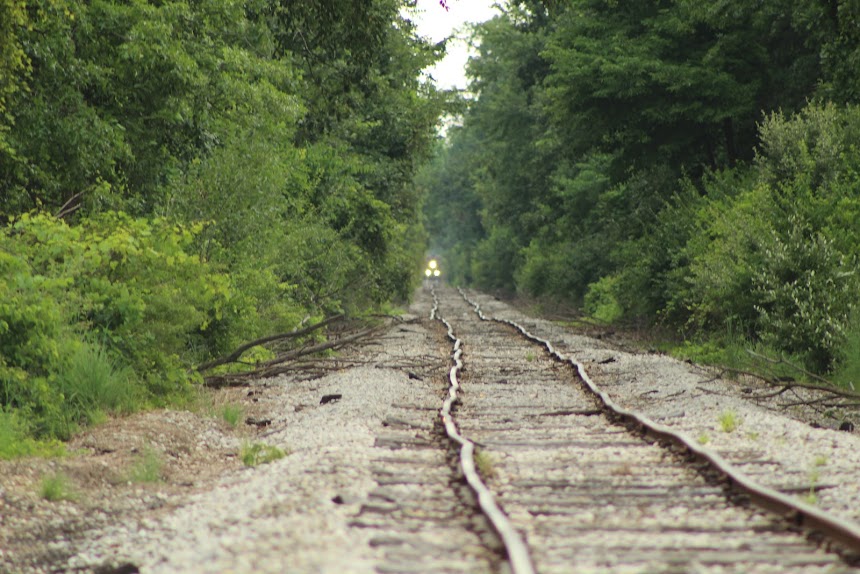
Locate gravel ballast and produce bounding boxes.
[4,287,860,573]
[463,288,860,527]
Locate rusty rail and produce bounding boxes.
[431,287,536,574]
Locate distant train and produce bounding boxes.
[423,256,442,281]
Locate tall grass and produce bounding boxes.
[54,342,139,435]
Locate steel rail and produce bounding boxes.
[457,287,860,557]
[430,287,536,574]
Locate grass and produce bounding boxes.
[525,352,536,362]
[474,449,496,479]
[719,410,740,433]
[241,442,287,467]
[802,456,828,505]
[221,403,244,429]
[0,411,66,460]
[53,342,139,437]
[40,472,77,502]
[128,446,163,483]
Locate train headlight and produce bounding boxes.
[428,259,438,270]
[433,269,440,277]
[425,269,432,277]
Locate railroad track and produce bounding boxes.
[428,284,860,574]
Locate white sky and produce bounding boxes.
[408,0,501,90]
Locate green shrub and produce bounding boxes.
[753,221,857,371]
[55,342,139,428]
[833,308,860,391]
[584,275,624,324]
[680,181,773,334]
[719,410,740,433]
[0,410,65,459]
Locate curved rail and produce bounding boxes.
[458,287,860,557]
[430,287,536,574]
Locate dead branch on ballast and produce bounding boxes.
[201,325,379,388]
[196,314,344,373]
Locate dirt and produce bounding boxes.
[0,385,278,574]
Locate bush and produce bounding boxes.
[584,275,624,324]
[241,442,287,467]
[0,211,241,440]
[754,221,858,371]
[674,104,860,372]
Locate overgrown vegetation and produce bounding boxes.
[0,0,447,452]
[421,0,860,387]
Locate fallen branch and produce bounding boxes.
[744,349,860,400]
[196,314,343,373]
[255,327,377,370]
[203,326,377,388]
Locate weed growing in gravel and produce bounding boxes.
[697,433,710,445]
[221,404,244,429]
[128,447,163,483]
[474,449,496,479]
[525,352,536,362]
[40,472,77,501]
[241,442,286,467]
[805,470,821,505]
[746,431,760,441]
[804,456,829,505]
[718,410,740,433]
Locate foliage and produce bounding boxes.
[678,105,860,372]
[0,212,240,438]
[0,410,65,459]
[474,449,496,480]
[718,410,740,433]
[833,308,860,392]
[583,275,623,324]
[0,0,445,452]
[241,441,287,467]
[423,1,860,380]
